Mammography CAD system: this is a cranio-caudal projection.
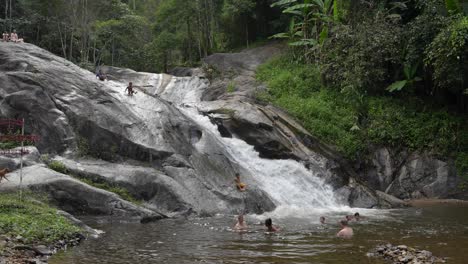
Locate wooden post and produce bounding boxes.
[19,118,24,201]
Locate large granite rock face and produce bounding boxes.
[359,148,461,200]
[0,164,162,220]
[0,42,275,216]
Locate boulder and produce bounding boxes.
[360,148,460,200]
[0,164,163,219]
[0,146,41,170]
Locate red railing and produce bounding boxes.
[0,135,40,142]
[0,119,24,127]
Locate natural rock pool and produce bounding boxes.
[50,204,468,264]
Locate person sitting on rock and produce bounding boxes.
[234,173,246,192]
[337,220,353,238]
[96,69,107,81]
[234,213,248,230]
[265,218,279,232]
[125,82,135,96]
[2,32,9,42]
[10,30,23,43]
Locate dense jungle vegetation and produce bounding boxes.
[1,0,467,179]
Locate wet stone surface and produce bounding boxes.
[0,234,84,264]
[369,243,446,264]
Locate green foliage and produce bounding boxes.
[403,5,447,68]
[77,137,90,157]
[366,97,465,154]
[270,0,335,60]
[0,193,80,243]
[256,56,321,98]
[445,0,463,15]
[226,82,236,93]
[94,14,151,71]
[47,161,68,174]
[386,63,422,93]
[456,152,468,180]
[257,56,362,157]
[46,159,139,204]
[78,177,140,204]
[425,16,468,95]
[0,141,21,150]
[257,55,468,162]
[144,30,179,73]
[321,15,403,94]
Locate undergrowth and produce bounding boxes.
[0,193,80,244]
[256,55,468,179]
[47,161,141,204]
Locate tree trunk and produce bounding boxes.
[111,36,115,66]
[4,0,7,31]
[246,23,249,48]
[57,23,67,59]
[163,52,168,73]
[187,18,192,64]
[9,0,12,32]
[93,39,96,65]
[69,29,74,61]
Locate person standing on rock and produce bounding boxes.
[337,220,353,238]
[125,82,136,96]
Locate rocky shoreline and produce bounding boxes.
[368,244,446,264]
[407,198,468,207]
[0,233,84,264]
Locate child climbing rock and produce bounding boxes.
[234,173,246,192]
[125,82,136,96]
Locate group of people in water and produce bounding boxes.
[2,30,23,43]
[233,212,360,238]
[233,173,359,238]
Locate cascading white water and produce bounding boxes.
[155,76,349,215]
[104,74,350,216]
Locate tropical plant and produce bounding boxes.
[445,0,462,15]
[386,63,422,92]
[425,16,468,100]
[270,0,335,60]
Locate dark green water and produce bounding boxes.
[50,205,468,264]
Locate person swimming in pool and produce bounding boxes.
[265,218,279,232]
[337,220,353,238]
[320,216,326,224]
[354,212,361,221]
[234,214,248,230]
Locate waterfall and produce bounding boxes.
[106,74,348,216]
[157,76,348,215]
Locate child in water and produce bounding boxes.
[265,218,279,232]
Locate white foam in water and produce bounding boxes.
[105,75,387,218]
[157,77,354,217]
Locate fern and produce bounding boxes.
[445,0,462,14]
